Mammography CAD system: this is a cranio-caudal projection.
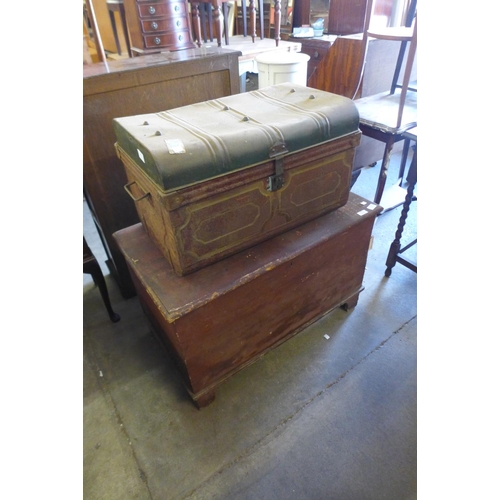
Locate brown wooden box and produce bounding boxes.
[114,193,381,408]
[114,83,361,276]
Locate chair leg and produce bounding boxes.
[398,138,411,183]
[118,3,132,57]
[242,0,247,36]
[85,259,121,323]
[249,0,256,41]
[207,4,214,41]
[373,137,396,205]
[258,0,264,39]
[108,9,122,55]
[385,146,417,277]
[191,3,202,46]
[200,4,208,41]
[212,3,223,46]
[223,2,229,44]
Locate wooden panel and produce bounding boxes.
[307,34,365,99]
[289,36,336,80]
[83,48,241,297]
[329,0,368,35]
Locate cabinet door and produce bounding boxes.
[328,0,368,35]
[294,0,392,35]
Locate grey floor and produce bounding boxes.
[83,150,417,499]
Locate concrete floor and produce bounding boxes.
[83,152,417,499]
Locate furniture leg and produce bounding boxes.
[117,2,132,57]
[341,291,361,311]
[249,0,256,41]
[373,136,396,205]
[207,3,213,41]
[385,144,417,277]
[384,182,415,276]
[108,7,122,54]
[223,2,229,45]
[84,253,121,323]
[398,138,411,183]
[274,0,281,46]
[193,389,216,409]
[258,0,264,39]
[191,3,203,46]
[242,0,247,36]
[211,0,223,46]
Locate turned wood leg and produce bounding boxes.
[212,2,223,47]
[249,0,256,42]
[385,145,417,277]
[191,3,202,47]
[274,0,281,46]
[373,137,396,205]
[398,138,411,183]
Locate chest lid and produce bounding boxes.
[113,83,359,192]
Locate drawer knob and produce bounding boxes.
[174,4,180,11]
[148,6,156,14]
[314,51,319,59]
[178,34,183,41]
[154,37,161,45]
[151,21,158,30]
[176,20,181,27]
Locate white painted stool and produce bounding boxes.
[255,52,310,88]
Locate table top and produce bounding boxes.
[83,46,242,79]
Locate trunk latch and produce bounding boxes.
[267,142,288,192]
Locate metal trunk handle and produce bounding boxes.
[124,181,150,202]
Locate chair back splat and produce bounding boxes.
[352,0,417,205]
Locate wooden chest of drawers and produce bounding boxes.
[123,0,195,54]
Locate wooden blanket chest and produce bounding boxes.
[114,193,381,408]
[114,83,361,276]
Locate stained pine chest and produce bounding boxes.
[113,193,382,408]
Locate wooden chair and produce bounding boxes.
[106,0,132,57]
[353,0,417,206]
[84,237,121,323]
